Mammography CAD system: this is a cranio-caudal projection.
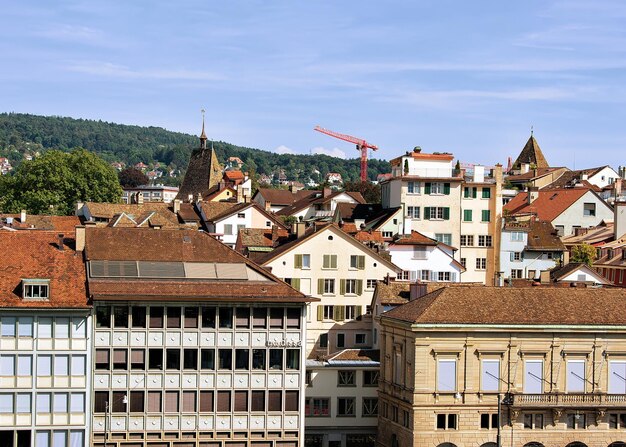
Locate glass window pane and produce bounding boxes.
[37,393,51,413]
[70,393,85,412]
[567,360,585,392]
[0,355,14,376]
[38,317,53,338]
[0,394,13,413]
[54,355,69,376]
[70,431,84,447]
[17,355,32,376]
[524,360,543,393]
[17,394,31,413]
[53,431,67,447]
[1,317,16,336]
[437,359,456,391]
[38,355,52,376]
[609,361,626,394]
[71,356,86,376]
[481,360,500,391]
[36,431,50,447]
[54,393,68,413]
[18,317,33,337]
[72,318,87,338]
[55,318,70,338]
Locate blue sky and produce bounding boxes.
[2,1,626,168]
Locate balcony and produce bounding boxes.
[508,393,626,409]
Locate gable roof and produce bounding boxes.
[503,188,594,221]
[561,222,615,246]
[254,188,320,206]
[82,202,183,228]
[275,190,366,217]
[0,214,80,232]
[199,202,285,228]
[550,262,611,284]
[0,231,88,309]
[511,135,549,171]
[391,231,438,246]
[382,286,626,326]
[524,220,565,251]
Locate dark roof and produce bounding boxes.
[511,135,549,171]
[506,167,566,183]
[84,227,312,303]
[0,231,89,309]
[255,188,320,206]
[176,145,222,201]
[275,190,366,217]
[374,281,411,305]
[525,220,565,251]
[335,203,383,222]
[382,286,626,326]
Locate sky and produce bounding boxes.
[2,1,626,168]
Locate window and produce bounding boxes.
[436,414,458,429]
[165,391,179,413]
[183,391,197,412]
[219,308,233,329]
[113,350,127,370]
[510,231,525,241]
[286,349,299,370]
[382,231,393,238]
[166,349,180,370]
[54,393,68,413]
[200,349,215,370]
[148,349,163,370]
[249,391,265,413]
[294,254,311,269]
[428,182,449,195]
[233,390,247,412]
[184,349,198,369]
[224,224,233,235]
[355,333,367,345]
[438,272,451,281]
[524,360,544,393]
[407,181,420,194]
[218,349,232,370]
[460,258,466,268]
[17,355,32,376]
[269,308,283,328]
[555,225,565,237]
[426,207,450,220]
[319,333,328,348]
[481,413,499,429]
[235,307,250,328]
[608,413,626,429]
[475,258,487,270]
[464,186,477,198]
[337,397,356,417]
[95,350,109,370]
[23,280,49,300]
[130,349,145,370]
[337,333,345,348]
[55,318,69,338]
[608,361,626,393]
[583,203,596,217]
[435,233,452,245]
[38,318,52,338]
[511,269,523,279]
[0,355,14,376]
[524,413,544,429]
[167,307,181,328]
[463,209,473,222]
[567,413,587,429]
[322,254,338,269]
[286,308,300,328]
[512,252,522,261]
[235,349,249,370]
[200,391,214,412]
[478,235,492,247]
[363,370,379,386]
[323,279,335,295]
[148,391,162,413]
[269,349,283,370]
[268,390,282,411]
[149,307,164,328]
[366,279,377,289]
[437,359,457,392]
[306,398,330,416]
[54,355,69,376]
[413,247,427,260]
[362,398,378,416]
[481,210,491,222]
[481,359,500,392]
[130,391,144,413]
[202,307,216,328]
[397,271,410,281]
[184,307,198,328]
[237,213,245,219]
[131,307,146,328]
[350,255,365,270]
[407,206,420,219]
[17,394,31,413]
[460,235,474,246]
[344,279,357,295]
[338,370,355,386]
[252,308,266,328]
[482,187,491,198]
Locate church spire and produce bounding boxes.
[200,108,207,150]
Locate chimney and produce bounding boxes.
[75,226,86,251]
[173,199,181,214]
[521,163,530,174]
[540,270,551,284]
[137,193,144,204]
[527,187,539,204]
[473,165,485,183]
[20,209,26,223]
[615,200,626,240]
[409,281,428,301]
[196,193,202,203]
[294,222,307,239]
[271,225,280,245]
[581,173,589,181]
[58,233,65,251]
[265,201,272,212]
[323,187,331,198]
[615,178,623,198]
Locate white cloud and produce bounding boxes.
[65,61,226,81]
[275,145,296,155]
[311,146,347,159]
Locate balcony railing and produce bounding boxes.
[509,393,626,408]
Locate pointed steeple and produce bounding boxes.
[511,133,549,171]
[200,109,207,150]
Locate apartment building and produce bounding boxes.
[0,231,91,447]
[81,227,312,447]
[377,285,626,447]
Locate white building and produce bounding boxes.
[122,185,180,204]
[0,231,91,447]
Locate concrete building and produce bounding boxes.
[82,227,313,447]
[122,185,180,204]
[377,284,626,447]
[0,231,91,447]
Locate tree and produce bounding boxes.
[570,243,597,266]
[119,167,149,187]
[343,181,381,204]
[0,149,122,215]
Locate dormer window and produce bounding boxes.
[22,279,50,300]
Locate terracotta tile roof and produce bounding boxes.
[503,188,591,221]
[84,202,170,219]
[0,214,80,232]
[354,230,384,243]
[199,202,285,228]
[198,201,238,221]
[511,135,549,171]
[237,228,289,248]
[275,190,366,217]
[177,203,201,222]
[255,188,320,206]
[392,231,438,246]
[382,286,626,325]
[525,220,565,251]
[0,231,89,309]
[224,170,244,181]
[84,227,312,303]
[562,222,615,247]
[506,167,566,182]
[374,281,411,305]
[328,349,380,362]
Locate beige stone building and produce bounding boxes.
[377,285,626,447]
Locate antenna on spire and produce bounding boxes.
[199,108,208,149]
[531,125,534,136]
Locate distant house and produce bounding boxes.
[226,156,244,169]
[275,189,365,222]
[121,185,179,204]
[0,157,13,174]
[325,172,343,185]
[549,262,612,286]
[134,162,149,171]
[253,188,321,213]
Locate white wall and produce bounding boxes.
[388,244,461,282]
[552,191,614,236]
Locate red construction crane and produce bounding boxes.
[314,125,379,182]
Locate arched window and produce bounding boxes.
[480,443,497,447]
[523,443,545,447]
[608,443,626,447]
[565,443,588,447]
[437,444,458,447]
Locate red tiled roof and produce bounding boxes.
[0,214,80,232]
[224,170,244,181]
[392,231,438,246]
[255,188,320,206]
[354,230,384,243]
[503,188,591,221]
[0,231,89,309]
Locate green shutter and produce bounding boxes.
[294,254,302,269]
[443,208,450,220]
[444,183,450,195]
[357,256,365,270]
[317,305,323,321]
[472,187,477,198]
[482,210,491,222]
[356,280,363,296]
[322,255,329,269]
[291,278,300,290]
[424,207,431,220]
[356,305,363,318]
[318,278,324,294]
[340,279,346,295]
[424,183,431,194]
[510,252,514,262]
[482,187,491,198]
[334,306,344,322]
[464,187,469,198]
[463,210,472,222]
[331,255,337,269]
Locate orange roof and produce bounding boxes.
[354,230,384,243]
[503,188,591,222]
[224,170,245,181]
[392,230,438,246]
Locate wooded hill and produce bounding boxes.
[0,113,391,185]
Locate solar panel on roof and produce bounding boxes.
[90,260,138,278]
[215,263,248,280]
[137,261,185,278]
[184,263,217,279]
